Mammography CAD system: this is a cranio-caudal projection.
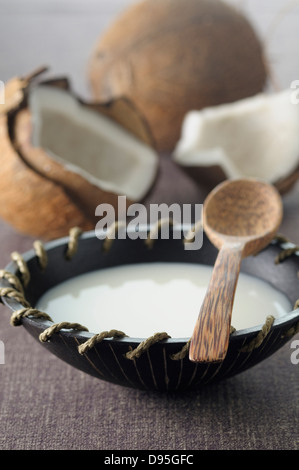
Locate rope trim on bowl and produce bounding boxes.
[65,226,83,260]
[0,269,25,295]
[10,307,53,326]
[125,332,171,360]
[0,287,30,308]
[39,321,89,342]
[274,234,299,264]
[0,225,298,362]
[33,240,48,271]
[102,221,127,253]
[78,329,128,355]
[10,251,30,287]
[240,315,275,352]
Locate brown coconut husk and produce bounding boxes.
[0,69,158,240]
[88,0,268,152]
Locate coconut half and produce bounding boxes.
[0,73,159,240]
[28,85,158,202]
[88,0,267,152]
[173,90,299,193]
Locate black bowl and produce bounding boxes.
[1,225,298,392]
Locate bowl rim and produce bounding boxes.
[1,228,299,347]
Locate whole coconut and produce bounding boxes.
[88,0,267,152]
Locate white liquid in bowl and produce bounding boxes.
[36,263,291,338]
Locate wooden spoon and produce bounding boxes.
[189,178,283,363]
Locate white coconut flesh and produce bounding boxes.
[173,90,299,184]
[29,86,158,201]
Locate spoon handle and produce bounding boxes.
[189,242,243,363]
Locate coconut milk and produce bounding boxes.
[36,262,291,338]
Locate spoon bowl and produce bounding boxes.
[189,178,283,363]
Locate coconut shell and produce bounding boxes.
[0,66,48,116]
[0,72,158,240]
[88,0,267,152]
[274,166,299,195]
[172,88,299,196]
[0,113,95,240]
[179,162,299,197]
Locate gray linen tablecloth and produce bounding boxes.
[0,0,298,451]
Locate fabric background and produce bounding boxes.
[0,0,298,451]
